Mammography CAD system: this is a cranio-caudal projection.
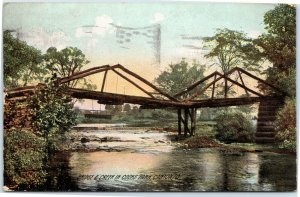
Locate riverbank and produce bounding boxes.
[173,134,295,155]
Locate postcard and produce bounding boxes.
[2,2,296,192]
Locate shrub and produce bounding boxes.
[275,98,296,151]
[29,82,77,154]
[4,79,78,189]
[4,129,47,190]
[214,110,255,143]
[4,100,34,131]
[151,109,177,119]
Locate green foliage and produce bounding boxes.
[105,104,114,111]
[257,4,296,71]
[203,28,262,96]
[112,105,123,114]
[204,28,262,72]
[151,109,177,119]
[123,104,131,112]
[235,104,256,115]
[250,6,297,155]
[214,110,255,143]
[131,106,140,115]
[264,4,296,37]
[199,108,217,121]
[4,78,78,189]
[44,47,96,89]
[104,104,123,115]
[262,67,296,97]
[254,4,296,95]
[275,98,296,151]
[3,31,45,88]
[4,129,47,189]
[155,59,206,98]
[29,80,77,153]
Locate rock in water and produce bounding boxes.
[81,137,90,143]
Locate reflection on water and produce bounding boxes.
[58,130,296,192]
[68,150,296,191]
[69,151,169,191]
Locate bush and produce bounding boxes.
[151,109,177,119]
[275,98,296,151]
[4,129,47,190]
[4,100,34,131]
[4,80,78,189]
[214,110,255,143]
[29,82,77,154]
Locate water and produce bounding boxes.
[75,123,127,128]
[50,129,296,192]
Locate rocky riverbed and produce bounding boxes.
[64,128,181,152]
[64,126,294,155]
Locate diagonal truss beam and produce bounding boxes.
[58,64,112,84]
[111,68,155,99]
[173,71,222,98]
[216,72,264,97]
[236,67,286,95]
[185,71,263,101]
[116,64,177,101]
[237,70,249,96]
[176,66,286,101]
[101,70,108,92]
[186,73,221,101]
[57,64,177,101]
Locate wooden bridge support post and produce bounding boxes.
[190,108,196,136]
[177,109,182,135]
[184,109,189,137]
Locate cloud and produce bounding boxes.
[87,38,99,48]
[95,15,113,29]
[182,45,202,50]
[76,15,114,38]
[180,34,203,40]
[50,31,70,49]
[174,40,207,61]
[151,13,165,23]
[76,27,86,38]
[19,28,69,51]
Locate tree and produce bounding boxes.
[105,104,114,112]
[253,4,296,96]
[130,106,140,115]
[155,59,206,98]
[203,28,262,73]
[203,28,263,97]
[3,30,45,88]
[247,5,296,151]
[256,4,295,72]
[44,47,95,89]
[123,104,131,113]
[112,105,123,114]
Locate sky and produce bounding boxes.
[3,2,276,109]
